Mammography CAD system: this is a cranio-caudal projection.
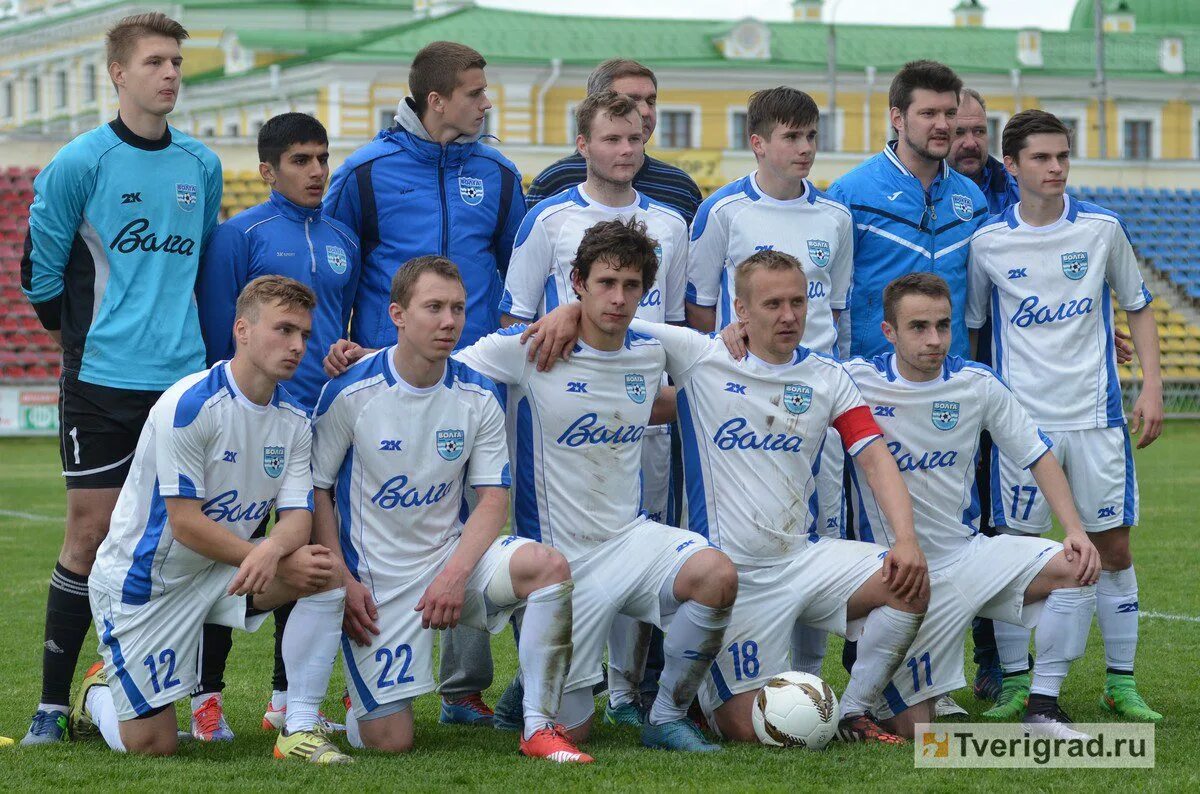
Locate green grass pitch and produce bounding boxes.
[1,430,1198,791]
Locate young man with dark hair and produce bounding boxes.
[315,256,587,763]
[500,91,688,724]
[326,40,524,354]
[454,218,737,752]
[828,59,988,361]
[71,276,344,760]
[193,112,360,741]
[843,272,1100,739]
[20,11,222,745]
[967,109,1164,724]
[525,58,702,224]
[687,85,855,680]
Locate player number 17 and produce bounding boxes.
[1009,485,1038,521]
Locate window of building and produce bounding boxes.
[1,82,12,118]
[82,63,96,104]
[225,122,240,138]
[986,116,1003,157]
[28,76,40,113]
[55,71,67,108]
[1123,119,1152,160]
[378,107,395,130]
[818,113,837,153]
[200,125,215,138]
[658,110,693,149]
[1059,117,1080,152]
[729,110,749,150]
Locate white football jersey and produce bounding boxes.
[627,320,880,565]
[453,326,664,563]
[498,185,687,325]
[966,195,1152,431]
[686,175,852,354]
[844,353,1052,569]
[311,348,510,601]
[91,363,313,605]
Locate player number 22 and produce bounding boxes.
[142,648,181,694]
[1009,485,1039,521]
[375,644,415,688]
[728,640,760,681]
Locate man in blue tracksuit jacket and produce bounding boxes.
[194,113,359,738]
[325,42,524,352]
[827,61,988,361]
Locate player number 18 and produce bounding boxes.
[728,640,759,681]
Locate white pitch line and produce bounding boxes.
[0,509,61,523]
[1141,610,1200,624]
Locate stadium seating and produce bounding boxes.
[3,168,1200,384]
[1074,186,1200,380]
[0,166,59,383]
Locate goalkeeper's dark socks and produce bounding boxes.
[42,563,91,706]
[1026,693,1061,716]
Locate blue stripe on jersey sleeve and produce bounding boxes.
[178,473,198,498]
[846,460,874,543]
[514,397,541,541]
[989,287,1005,381]
[121,478,169,605]
[689,177,747,241]
[513,189,578,249]
[174,366,226,428]
[544,274,559,314]
[807,433,826,541]
[447,358,506,410]
[101,617,153,716]
[676,388,710,540]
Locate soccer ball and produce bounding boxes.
[751,671,840,750]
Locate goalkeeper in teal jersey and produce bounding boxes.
[19,12,222,746]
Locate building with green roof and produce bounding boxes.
[3,0,1200,181]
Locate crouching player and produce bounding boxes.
[73,276,342,757]
[845,274,1100,738]
[315,257,587,762]
[530,249,929,745]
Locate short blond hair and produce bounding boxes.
[106,12,188,68]
[389,256,463,307]
[733,250,807,301]
[235,275,316,322]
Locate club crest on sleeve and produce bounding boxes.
[951,193,973,221]
[436,428,465,461]
[326,245,348,275]
[807,239,831,268]
[263,445,285,478]
[932,401,960,431]
[175,182,198,212]
[783,383,813,415]
[653,243,663,264]
[458,176,485,206]
[1061,251,1089,280]
[625,373,647,404]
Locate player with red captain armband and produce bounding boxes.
[524,249,929,746]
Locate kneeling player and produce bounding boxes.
[845,274,1100,739]
[529,249,929,745]
[74,277,342,757]
[317,257,587,763]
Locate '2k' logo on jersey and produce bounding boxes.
[1097,506,1118,519]
[566,381,588,394]
[379,440,403,451]
[1007,268,1028,280]
[874,405,896,417]
[724,382,747,395]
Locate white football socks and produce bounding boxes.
[345,704,363,749]
[271,690,287,711]
[282,587,345,734]
[790,623,829,677]
[994,621,1034,674]
[1031,586,1096,697]
[517,581,573,740]
[649,600,730,726]
[1097,566,1139,673]
[606,614,652,709]
[85,684,125,752]
[840,606,922,718]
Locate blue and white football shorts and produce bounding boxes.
[698,535,885,724]
[341,535,531,719]
[90,562,272,721]
[875,533,1060,718]
[992,426,1139,534]
[563,518,712,694]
